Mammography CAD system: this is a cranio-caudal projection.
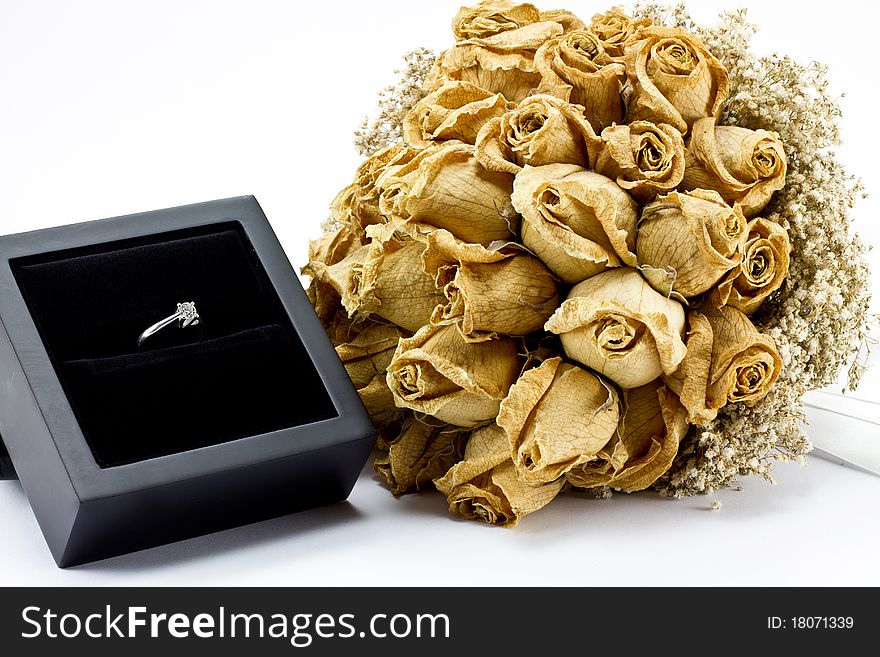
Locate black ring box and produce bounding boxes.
[0,197,374,567]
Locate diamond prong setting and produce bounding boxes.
[176,301,200,327]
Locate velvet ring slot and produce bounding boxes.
[12,224,337,467]
[0,197,374,566]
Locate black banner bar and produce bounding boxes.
[0,587,873,655]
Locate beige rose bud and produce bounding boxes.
[624,26,729,135]
[334,322,410,435]
[335,323,407,389]
[304,221,364,280]
[511,163,638,284]
[351,142,418,228]
[539,9,586,33]
[434,423,564,527]
[637,190,747,299]
[358,375,406,441]
[374,418,468,495]
[545,268,687,389]
[711,218,791,315]
[589,8,652,59]
[565,380,688,491]
[341,232,445,333]
[402,81,513,149]
[534,30,626,132]
[683,118,788,218]
[498,357,619,483]
[373,144,446,223]
[593,121,686,203]
[437,21,564,102]
[398,141,517,244]
[303,237,370,329]
[475,94,602,175]
[322,309,362,348]
[665,303,782,425]
[386,323,521,427]
[452,0,542,40]
[421,228,559,342]
[326,184,365,238]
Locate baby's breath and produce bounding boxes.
[353,48,436,157]
[635,2,873,496]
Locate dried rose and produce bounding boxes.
[711,217,791,315]
[434,423,564,527]
[333,321,410,436]
[683,118,788,218]
[402,81,513,149]
[589,7,652,59]
[374,419,468,495]
[307,218,365,268]
[351,142,418,228]
[624,26,729,135]
[498,357,619,483]
[325,184,365,237]
[302,237,370,329]
[511,163,638,284]
[593,120,685,203]
[358,374,407,439]
[545,267,687,389]
[534,30,626,132]
[435,21,564,102]
[637,190,747,299]
[374,144,445,223]
[666,303,782,425]
[386,323,521,427]
[421,228,559,342]
[396,141,517,244]
[335,323,406,389]
[322,308,362,348]
[452,0,541,40]
[539,8,586,33]
[475,94,602,175]
[565,380,687,491]
[341,232,445,333]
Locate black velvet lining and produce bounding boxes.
[12,223,337,468]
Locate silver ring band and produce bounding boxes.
[137,301,200,349]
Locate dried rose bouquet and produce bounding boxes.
[304,1,872,525]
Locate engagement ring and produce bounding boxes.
[137,301,201,349]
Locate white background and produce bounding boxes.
[0,0,877,585]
